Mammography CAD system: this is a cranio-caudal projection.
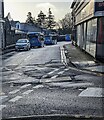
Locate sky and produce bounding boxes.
[4,0,73,22]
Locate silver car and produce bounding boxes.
[15,39,30,51]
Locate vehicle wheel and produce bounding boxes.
[26,47,29,51]
[42,44,44,47]
[54,40,55,44]
[16,49,19,52]
[38,46,41,48]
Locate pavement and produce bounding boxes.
[63,42,104,74]
[2,45,15,55]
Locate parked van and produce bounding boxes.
[27,32,44,48]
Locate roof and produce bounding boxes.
[10,20,20,27]
[27,32,44,35]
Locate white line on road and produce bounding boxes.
[48,82,93,88]
[9,96,22,102]
[0,96,8,101]
[57,71,64,75]
[64,68,69,71]
[33,85,44,89]
[47,69,59,75]
[22,90,33,95]
[51,75,58,79]
[60,66,65,69]
[20,84,31,89]
[60,47,67,66]
[0,105,6,111]
[9,89,20,94]
[42,75,48,78]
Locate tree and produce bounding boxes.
[46,8,56,29]
[58,12,72,34]
[36,11,46,28]
[26,12,34,24]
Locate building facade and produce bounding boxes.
[15,23,42,33]
[71,0,104,60]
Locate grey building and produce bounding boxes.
[71,0,104,60]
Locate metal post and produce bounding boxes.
[0,0,5,50]
[0,1,4,119]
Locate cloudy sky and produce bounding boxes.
[4,0,73,22]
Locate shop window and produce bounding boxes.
[77,25,81,46]
[96,17,104,59]
[86,19,97,57]
[97,17,104,44]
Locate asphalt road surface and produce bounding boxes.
[1,42,104,119]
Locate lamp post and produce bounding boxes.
[0,2,4,118]
[0,0,5,50]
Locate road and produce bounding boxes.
[1,42,104,119]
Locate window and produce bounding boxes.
[97,17,104,44]
[86,19,97,57]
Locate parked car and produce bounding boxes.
[44,35,57,45]
[15,39,31,51]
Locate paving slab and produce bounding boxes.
[75,74,102,87]
[84,65,104,73]
[71,61,99,68]
[79,87,104,97]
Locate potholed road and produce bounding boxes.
[1,42,103,119]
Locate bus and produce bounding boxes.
[44,34,57,45]
[27,32,44,48]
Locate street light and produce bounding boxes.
[0,19,5,50]
[0,0,5,50]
